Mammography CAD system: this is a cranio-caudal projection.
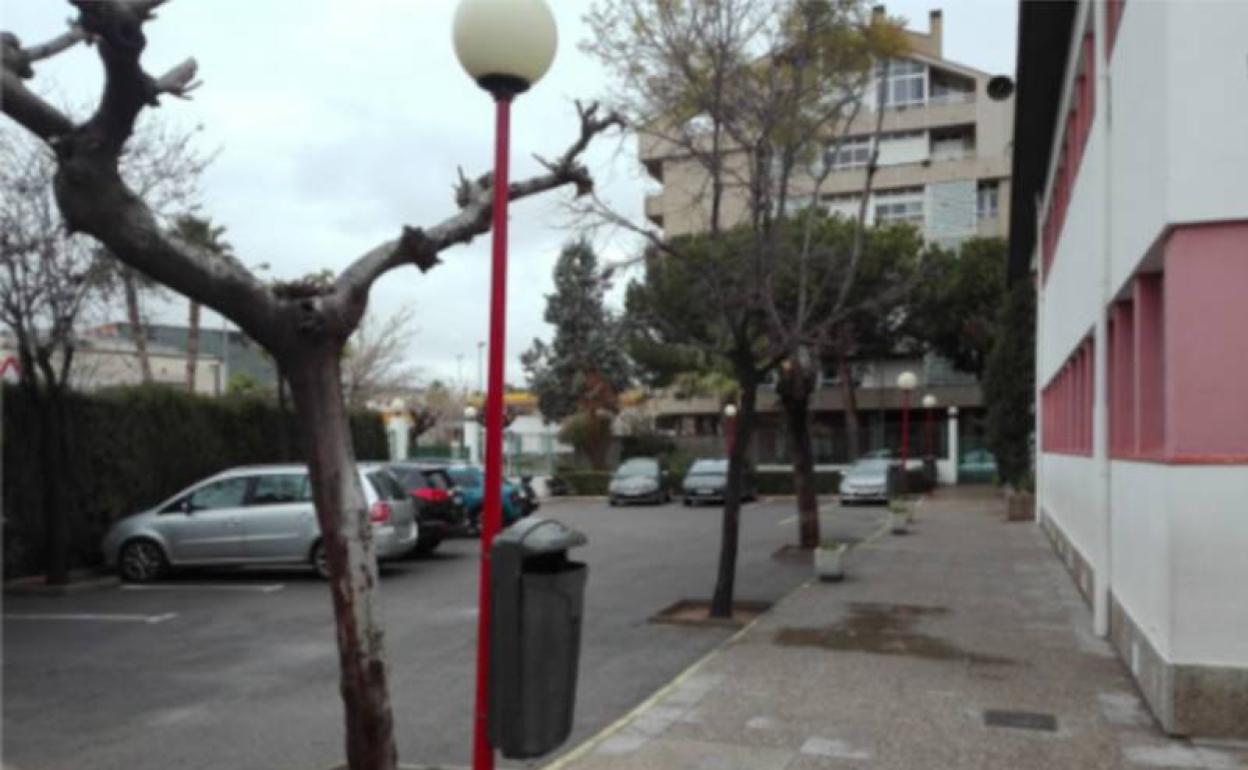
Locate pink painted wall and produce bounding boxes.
[1165,222,1248,457]
[1111,302,1136,454]
[1134,274,1165,455]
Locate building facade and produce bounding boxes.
[638,8,1013,470]
[1011,0,1248,739]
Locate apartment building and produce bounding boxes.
[1011,1,1248,738]
[638,7,1013,469]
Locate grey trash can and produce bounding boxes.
[489,517,588,759]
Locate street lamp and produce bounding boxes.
[896,371,918,493]
[453,4,557,769]
[464,405,480,464]
[922,394,937,457]
[723,403,738,457]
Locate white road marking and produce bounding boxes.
[120,583,284,593]
[5,612,177,624]
[777,515,797,527]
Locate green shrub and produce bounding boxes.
[755,471,842,495]
[556,470,613,496]
[2,384,387,578]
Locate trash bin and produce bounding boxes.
[489,517,588,759]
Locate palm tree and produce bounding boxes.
[171,216,232,393]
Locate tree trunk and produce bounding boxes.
[286,348,398,770]
[185,300,201,393]
[782,392,819,549]
[123,271,152,383]
[710,363,757,619]
[839,353,861,462]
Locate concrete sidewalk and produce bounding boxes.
[546,488,1248,770]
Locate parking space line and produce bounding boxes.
[119,583,285,594]
[5,612,178,624]
[777,515,798,527]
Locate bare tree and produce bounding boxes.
[0,125,111,584]
[584,0,906,614]
[1,6,619,770]
[342,305,422,409]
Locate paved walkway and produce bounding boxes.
[545,488,1248,770]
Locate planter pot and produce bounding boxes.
[890,511,911,534]
[814,545,847,582]
[1006,490,1035,522]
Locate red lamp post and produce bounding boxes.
[896,371,918,494]
[453,3,558,769]
[922,394,937,457]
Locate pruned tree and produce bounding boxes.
[583,0,906,614]
[521,239,631,424]
[342,305,423,409]
[1,6,619,770]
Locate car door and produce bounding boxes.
[243,473,317,561]
[158,476,251,563]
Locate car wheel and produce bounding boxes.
[683,497,693,507]
[412,537,441,557]
[311,540,331,580]
[118,539,167,583]
[608,496,618,507]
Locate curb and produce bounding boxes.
[3,573,120,596]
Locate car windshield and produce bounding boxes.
[449,468,481,489]
[615,459,657,478]
[367,471,407,501]
[688,460,728,475]
[851,459,891,474]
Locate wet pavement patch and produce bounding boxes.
[983,709,1058,732]
[772,602,1016,666]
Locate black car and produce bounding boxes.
[387,462,468,553]
[681,458,757,506]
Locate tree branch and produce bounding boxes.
[0,71,74,142]
[335,101,623,304]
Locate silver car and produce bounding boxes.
[102,463,418,582]
[839,458,891,504]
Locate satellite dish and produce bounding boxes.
[987,75,1015,102]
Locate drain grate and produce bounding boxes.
[984,709,1058,732]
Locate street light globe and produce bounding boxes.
[453,0,558,97]
[922,394,938,409]
[897,371,918,391]
[464,405,479,421]
[948,406,959,418]
[723,404,738,418]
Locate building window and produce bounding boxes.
[827,136,872,170]
[977,181,999,219]
[874,187,924,227]
[880,58,926,108]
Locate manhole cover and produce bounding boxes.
[983,709,1058,732]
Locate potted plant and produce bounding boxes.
[888,498,912,534]
[814,539,848,582]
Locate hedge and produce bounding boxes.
[2,384,388,579]
[755,471,843,496]
[555,470,612,496]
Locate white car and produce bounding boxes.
[102,463,418,582]
[839,458,891,504]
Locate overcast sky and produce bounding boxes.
[3,0,1016,389]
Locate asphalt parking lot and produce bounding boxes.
[2,496,889,770]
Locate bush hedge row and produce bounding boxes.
[2,384,388,579]
[754,470,843,495]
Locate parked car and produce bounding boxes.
[102,463,418,582]
[509,474,541,517]
[839,458,891,504]
[386,462,468,554]
[681,459,756,506]
[608,456,671,506]
[442,464,527,532]
[958,448,999,484]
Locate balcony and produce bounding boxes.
[645,194,665,228]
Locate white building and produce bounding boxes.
[1011,0,1248,738]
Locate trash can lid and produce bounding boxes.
[494,516,587,555]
